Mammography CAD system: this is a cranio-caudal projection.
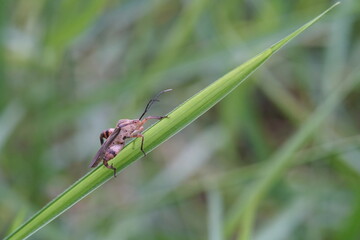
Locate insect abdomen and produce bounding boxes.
[104,144,124,161]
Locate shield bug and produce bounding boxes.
[89,89,172,177]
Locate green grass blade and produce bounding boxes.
[4,3,339,240]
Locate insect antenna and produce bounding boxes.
[139,89,172,120]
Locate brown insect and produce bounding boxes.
[89,89,172,177]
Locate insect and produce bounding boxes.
[89,89,172,177]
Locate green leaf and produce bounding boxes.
[4,3,339,240]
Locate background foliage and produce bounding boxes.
[0,0,359,239]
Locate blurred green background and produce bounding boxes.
[1,0,360,239]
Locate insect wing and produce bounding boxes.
[89,127,121,168]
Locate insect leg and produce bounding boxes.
[139,115,169,126]
[102,159,117,177]
[143,116,168,121]
[99,128,115,145]
[130,134,146,156]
